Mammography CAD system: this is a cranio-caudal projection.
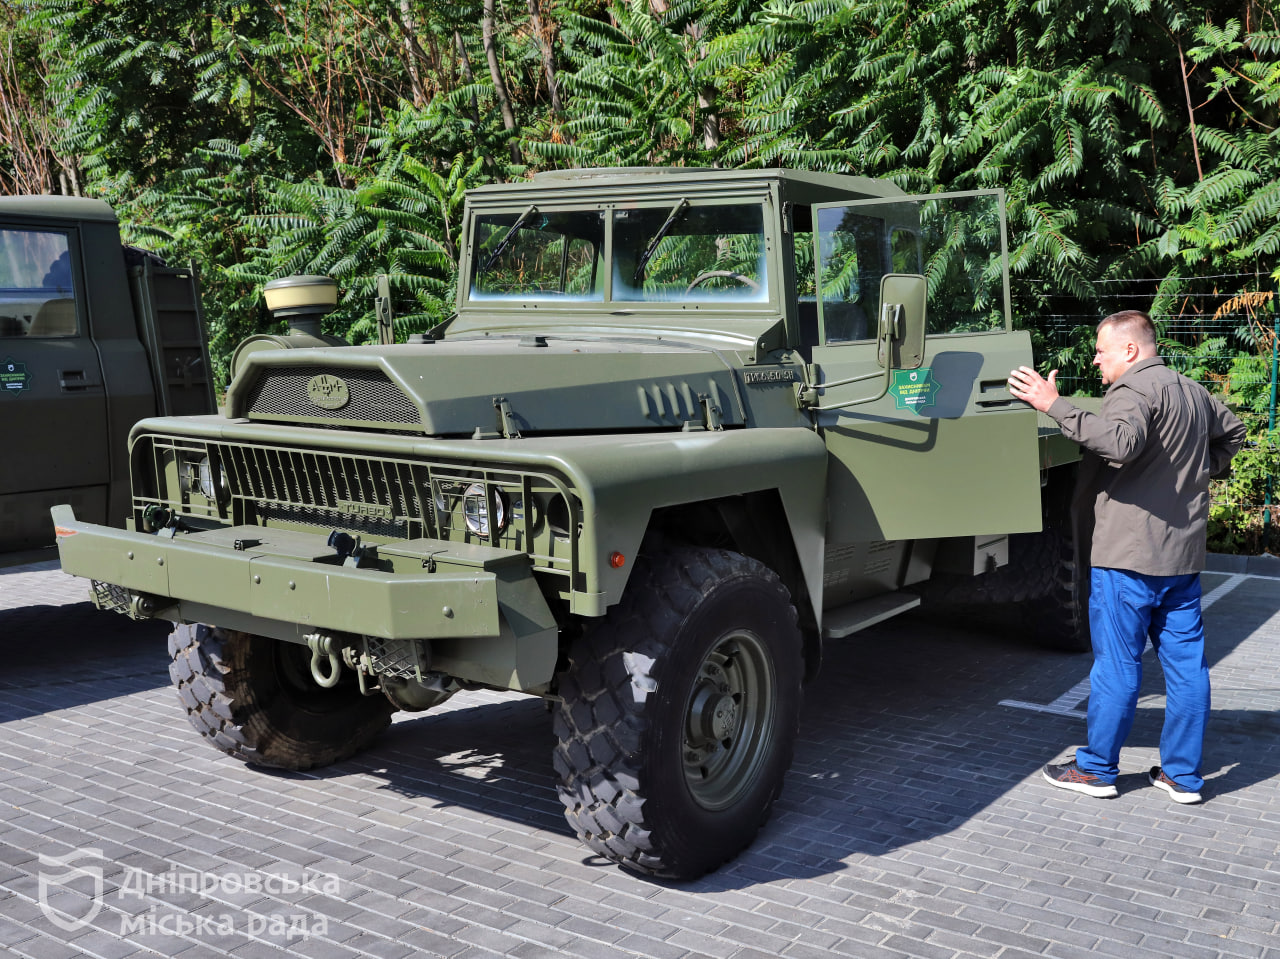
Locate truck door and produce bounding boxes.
[805,190,1042,604]
[0,223,110,551]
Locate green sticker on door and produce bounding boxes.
[889,367,937,414]
[2,357,30,395]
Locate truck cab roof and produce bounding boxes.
[0,195,118,223]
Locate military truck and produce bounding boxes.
[52,168,1085,879]
[0,196,214,563]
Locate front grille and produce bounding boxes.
[138,436,579,575]
[255,503,411,540]
[221,445,426,523]
[244,367,422,431]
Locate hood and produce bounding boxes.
[224,335,748,437]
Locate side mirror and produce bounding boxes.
[877,273,926,370]
[797,271,929,412]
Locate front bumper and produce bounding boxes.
[51,505,559,690]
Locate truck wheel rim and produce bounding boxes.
[682,630,776,811]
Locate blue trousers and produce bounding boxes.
[1075,567,1211,792]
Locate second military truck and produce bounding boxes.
[53,168,1084,879]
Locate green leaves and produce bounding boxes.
[2,0,1275,404]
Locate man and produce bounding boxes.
[1007,310,1246,804]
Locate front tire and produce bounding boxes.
[553,548,802,879]
[168,624,394,770]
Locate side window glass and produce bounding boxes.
[816,193,1007,339]
[794,226,818,352]
[0,229,78,337]
[816,208,878,343]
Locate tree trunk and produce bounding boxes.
[526,0,562,115]
[454,30,483,127]
[397,0,428,108]
[685,20,719,154]
[1176,38,1203,181]
[699,88,719,152]
[481,0,521,164]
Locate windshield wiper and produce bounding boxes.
[632,198,689,285]
[480,204,538,273]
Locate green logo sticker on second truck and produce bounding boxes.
[1,358,30,395]
[889,367,938,414]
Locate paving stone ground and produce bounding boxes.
[1,558,1277,959]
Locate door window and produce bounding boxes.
[814,191,1009,342]
[0,229,77,337]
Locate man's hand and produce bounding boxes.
[1007,365,1060,413]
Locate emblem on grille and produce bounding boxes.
[336,499,394,520]
[306,374,350,410]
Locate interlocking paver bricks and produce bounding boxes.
[3,561,1280,958]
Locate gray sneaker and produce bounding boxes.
[1148,766,1202,804]
[1042,761,1118,798]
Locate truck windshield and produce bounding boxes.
[470,209,605,301]
[466,200,771,308]
[613,202,767,303]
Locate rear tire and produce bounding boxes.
[168,624,394,770]
[919,469,1089,652]
[1020,523,1088,652]
[553,547,802,879]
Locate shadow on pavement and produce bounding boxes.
[8,560,1271,888]
[283,572,1280,889]
[0,599,170,718]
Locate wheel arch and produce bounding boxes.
[555,428,827,621]
[643,491,823,681]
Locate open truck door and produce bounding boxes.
[800,190,1043,606]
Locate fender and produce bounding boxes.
[506,428,829,617]
[125,417,829,622]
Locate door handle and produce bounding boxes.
[974,379,1017,407]
[58,368,103,391]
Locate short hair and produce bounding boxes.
[1098,310,1157,352]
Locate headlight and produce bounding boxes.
[197,456,228,504]
[462,483,506,536]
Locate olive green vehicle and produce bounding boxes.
[53,168,1085,879]
[1,196,213,564]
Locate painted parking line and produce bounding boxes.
[998,572,1249,718]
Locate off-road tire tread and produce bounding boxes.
[167,623,393,770]
[918,486,1088,652]
[553,548,801,879]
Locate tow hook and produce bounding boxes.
[305,633,343,688]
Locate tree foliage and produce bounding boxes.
[0,0,1275,386]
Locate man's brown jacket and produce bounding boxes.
[1046,357,1247,576]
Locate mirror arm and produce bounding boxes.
[797,315,897,412]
